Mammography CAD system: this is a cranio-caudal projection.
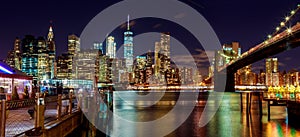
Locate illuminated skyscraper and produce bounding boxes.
[266,58,278,74]
[68,34,80,79]
[13,38,22,70]
[217,42,241,67]
[237,65,257,85]
[5,38,22,70]
[74,49,99,80]
[98,55,110,83]
[47,24,56,79]
[266,58,279,86]
[21,35,39,80]
[94,41,103,53]
[68,34,80,56]
[160,32,171,62]
[56,53,70,79]
[106,36,116,59]
[124,15,134,72]
[134,56,146,84]
[145,51,153,84]
[154,33,171,76]
[154,42,161,76]
[37,37,50,80]
[5,51,14,69]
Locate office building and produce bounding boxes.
[47,25,56,79]
[265,58,279,86]
[106,36,116,59]
[124,15,134,72]
[21,35,39,80]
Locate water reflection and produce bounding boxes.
[80,91,300,137]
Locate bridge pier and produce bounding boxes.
[214,70,235,92]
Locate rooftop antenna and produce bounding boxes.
[127,14,130,31]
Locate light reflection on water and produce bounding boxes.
[85,91,300,137]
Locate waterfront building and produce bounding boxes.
[154,33,171,80]
[73,49,99,81]
[265,58,279,86]
[134,56,146,84]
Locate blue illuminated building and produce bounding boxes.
[124,15,134,72]
[94,41,103,53]
[21,35,39,80]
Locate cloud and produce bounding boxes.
[284,57,292,61]
[169,49,215,75]
[171,54,210,75]
[120,21,136,29]
[278,62,286,67]
[174,13,186,19]
[193,49,215,61]
[153,23,162,29]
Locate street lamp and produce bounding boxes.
[287,28,292,34]
[285,16,290,21]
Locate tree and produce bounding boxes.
[12,86,19,100]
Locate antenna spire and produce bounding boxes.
[127,14,130,31]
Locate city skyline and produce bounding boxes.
[2,1,300,137]
[1,1,300,73]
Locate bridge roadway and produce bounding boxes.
[214,22,300,92]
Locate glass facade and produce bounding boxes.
[21,35,39,80]
[124,31,134,71]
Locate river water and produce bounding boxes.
[68,91,300,137]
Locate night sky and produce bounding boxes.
[1,0,300,73]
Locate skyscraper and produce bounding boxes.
[154,42,161,76]
[47,24,56,79]
[217,42,241,67]
[106,36,116,59]
[134,56,146,84]
[13,38,21,70]
[68,34,80,79]
[56,53,70,79]
[93,41,103,53]
[5,38,22,70]
[21,35,39,80]
[124,15,134,72]
[68,34,80,56]
[154,33,171,76]
[37,37,50,80]
[266,58,279,86]
[74,49,99,80]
